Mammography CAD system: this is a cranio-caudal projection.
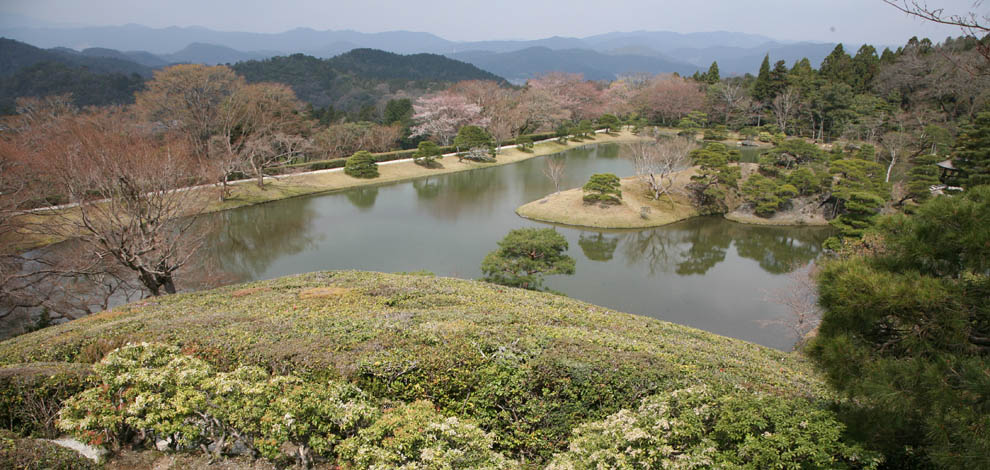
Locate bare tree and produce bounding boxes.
[718,82,744,124]
[763,263,822,347]
[542,157,566,194]
[771,87,799,135]
[26,111,209,296]
[881,129,914,182]
[631,136,698,202]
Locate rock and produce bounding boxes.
[47,437,108,463]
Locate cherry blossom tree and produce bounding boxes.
[451,81,526,152]
[410,92,486,145]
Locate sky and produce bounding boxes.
[0,0,983,45]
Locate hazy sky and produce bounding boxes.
[0,0,982,45]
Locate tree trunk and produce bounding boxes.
[885,151,896,183]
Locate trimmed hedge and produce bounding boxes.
[273,131,561,175]
[0,363,95,438]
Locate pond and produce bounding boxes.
[204,142,829,350]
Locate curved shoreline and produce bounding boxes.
[517,169,831,230]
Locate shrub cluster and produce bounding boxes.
[547,386,881,470]
[0,362,95,438]
[58,344,379,467]
[337,400,509,470]
[0,271,823,464]
[57,343,512,468]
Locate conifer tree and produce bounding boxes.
[752,55,773,103]
[954,112,990,187]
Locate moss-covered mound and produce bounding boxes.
[0,271,824,461]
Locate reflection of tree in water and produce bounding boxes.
[732,226,828,274]
[346,187,379,210]
[620,229,680,275]
[415,168,505,220]
[673,220,733,276]
[198,198,319,280]
[616,218,828,277]
[578,232,620,262]
[412,178,441,200]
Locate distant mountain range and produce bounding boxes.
[0,23,855,77]
[449,47,698,82]
[0,38,505,113]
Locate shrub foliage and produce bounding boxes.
[344,150,379,178]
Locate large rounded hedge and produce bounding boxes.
[0,271,824,462]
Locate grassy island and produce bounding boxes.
[517,163,831,230]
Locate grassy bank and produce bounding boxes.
[0,270,825,464]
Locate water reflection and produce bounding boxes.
[346,187,379,210]
[578,232,620,262]
[202,198,321,280]
[604,217,828,277]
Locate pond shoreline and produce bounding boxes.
[516,165,831,230]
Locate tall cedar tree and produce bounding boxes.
[752,55,773,103]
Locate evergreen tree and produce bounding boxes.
[344,150,379,178]
[769,60,790,98]
[954,111,990,187]
[820,44,854,87]
[850,45,880,93]
[705,61,720,84]
[752,54,773,103]
[688,143,741,214]
[582,173,623,205]
[481,228,576,291]
[383,98,413,125]
[810,187,990,469]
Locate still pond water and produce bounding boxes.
[204,143,828,350]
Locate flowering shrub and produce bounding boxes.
[337,400,511,470]
[546,386,881,470]
[57,343,378,466]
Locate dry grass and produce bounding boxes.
[517,168,700,229]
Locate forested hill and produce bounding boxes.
[232,48,507,111]
[0,37,153,77]
[0,38,148,113]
